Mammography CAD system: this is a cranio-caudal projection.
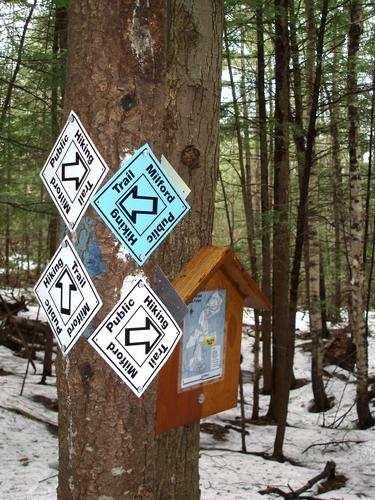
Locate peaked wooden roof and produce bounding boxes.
[172,246,271,310]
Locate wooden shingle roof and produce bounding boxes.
[173,246,271,310]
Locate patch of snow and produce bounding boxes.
[1,305,375,498]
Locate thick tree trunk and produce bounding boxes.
[156,1,223,497]
[57,1,223,498]
[347,0,374,429]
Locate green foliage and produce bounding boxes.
[0,1,64,286]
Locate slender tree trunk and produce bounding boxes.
[218,168,234,247]
[0,0,37,133]
[305,0,330,412]
[327,45,344,321]
[224,20,261,420]
[347,0,374,429]
[364,63,375,336]
[256,2,272,395]
[320,253,329,338]
[289,0,310,310]
[41,5,66,385]
[269,0,290,458]
[288,0,328,381]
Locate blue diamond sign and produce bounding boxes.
[91,144,190,265]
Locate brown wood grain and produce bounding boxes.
[157,267,244,432]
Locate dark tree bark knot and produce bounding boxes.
[181,145,201,169]
[121,93,136,112]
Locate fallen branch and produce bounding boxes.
[302,439,364,454]
[259,460,336,499]
[0,404,58,435]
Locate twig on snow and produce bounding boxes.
[258,460,336,499]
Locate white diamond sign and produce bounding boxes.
[34,236,102,355]
[40,110,109,231]
[89,278,183,397]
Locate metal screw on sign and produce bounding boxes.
[138,281,144,288]
[137,386,143,393]
[69,222,75,230]
[139,254,145,261]
[197,393,205,404]
[62,345,67,353]
[69,114,74,123]
[62,240,68,248]
[143,149,149,156]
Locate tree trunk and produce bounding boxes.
[156,1,223,497]
[347,0,374,429]
[56,1,223,498]
[305,0,330,412]
[289,0,310,311]
[256,1,272,395]
[269,0,290,457]
[41,4,66,385]
[327,45,345,322]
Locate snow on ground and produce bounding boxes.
[1,304,375,498]
[0,347,58,499]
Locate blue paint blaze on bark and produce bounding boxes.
[75,216,106,338]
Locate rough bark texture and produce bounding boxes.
[161,1,222,275]
[57,1,223,498]
[347,0,374,429]
[269,0,290,450]
[256,2,272,395]
[156,1,223,498]
[57,2,167,499]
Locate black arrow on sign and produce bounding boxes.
[119,185,158,224]
[61,152,88,190]
[55,269,77,315]
[124,317,162,354]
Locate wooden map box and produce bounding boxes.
[156,246,270,433]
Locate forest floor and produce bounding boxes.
[0,293,375,499]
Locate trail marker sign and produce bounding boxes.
[91,144,190,265]
[40,111,109,231]
[88,278,183,397]
[33,236,102,355]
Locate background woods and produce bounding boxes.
[1,0,375,497]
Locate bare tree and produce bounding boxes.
[347,0,374,429]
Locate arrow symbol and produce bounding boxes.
[125,317,162,354]
[55,269,77,315]
[119,185,158,223]
[61,152,88,190]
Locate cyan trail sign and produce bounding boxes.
[91,144,190,265]
[89,277,183,397]
[33,236,102,355]
[40,111,109,232]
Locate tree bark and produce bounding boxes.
[256,1,272,395]
[305,0,330,412]
[56,1,223,498]
[156,1,223,498]
[269,0,290,457]
[347,0,374,429]
[327,45,345,322]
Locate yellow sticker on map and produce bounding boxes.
[204,336,216,346]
